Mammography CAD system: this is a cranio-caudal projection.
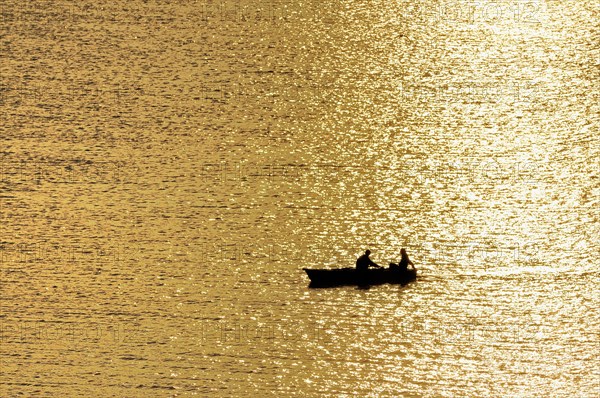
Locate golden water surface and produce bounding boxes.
[1,0,598,396]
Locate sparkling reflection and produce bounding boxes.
[1,0,598,396]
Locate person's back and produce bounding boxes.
[399,256,409,271]
[356,252,370,271]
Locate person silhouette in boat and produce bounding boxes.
[356,249,382,271]
[397,248,415,271]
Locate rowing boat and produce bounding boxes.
[303,267,417,287]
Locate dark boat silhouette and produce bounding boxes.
[303,267,417,287]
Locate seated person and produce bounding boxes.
[398,248,415,271]
[356,249,381,271]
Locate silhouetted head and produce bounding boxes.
[401,248,407,255]
[365,249,371,256]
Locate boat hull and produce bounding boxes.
[303,267,417,287]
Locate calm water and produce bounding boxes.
[1,0,598,396]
